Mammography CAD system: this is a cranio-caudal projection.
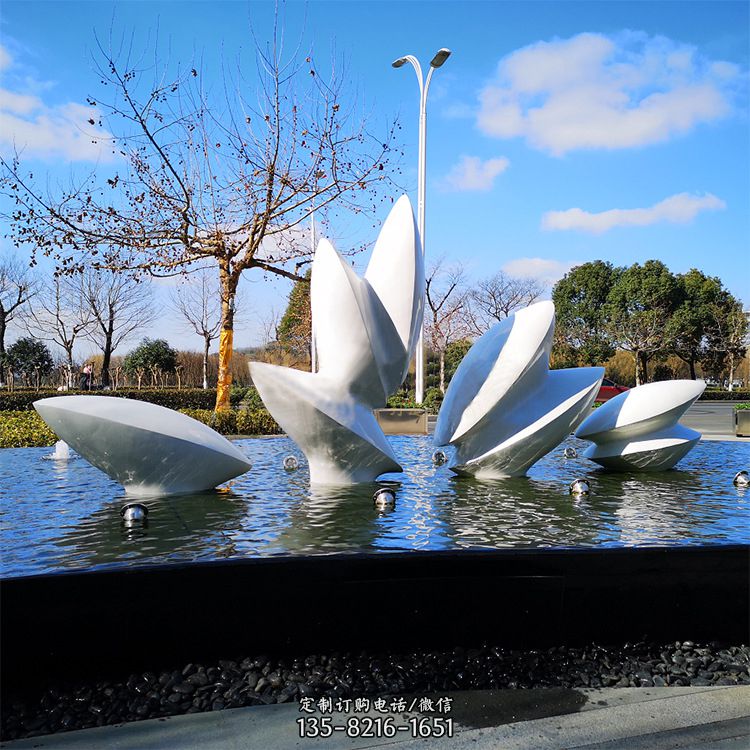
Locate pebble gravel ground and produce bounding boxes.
[2,641,748,740]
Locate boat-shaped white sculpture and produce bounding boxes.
[575,380,705,471]
[434,301,604,478]
[34,396,252,496]
[249,195,423,484]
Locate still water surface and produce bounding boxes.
[0,435,748,577]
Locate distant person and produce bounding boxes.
[83,364,93,390]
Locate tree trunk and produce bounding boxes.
[689,358,696,380]
[101,328,113,388]
[215,266,237,412]
[203,335,210,390]
[66,347,75,389]
[0,315,5,386]
[439,351,446,394]
[728,353,735,392]
[640,352,649,384]
[634,351,643,386]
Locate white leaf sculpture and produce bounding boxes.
[575,380,705,471]
[34,396,252,497]
[249,195,423,484]
[434,301,604,478]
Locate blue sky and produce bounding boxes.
[1,0,748,355]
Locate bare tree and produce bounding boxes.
[0,255,37,357]
[24,277,93,388]
[425,260,471,393]
[1,19,399,410]
[78,270,156,387]
[705,297,748,392]
[467,272,544,335]
[170,269,223,389]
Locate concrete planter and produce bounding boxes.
[375,408,428,434]
[735,409,750,437]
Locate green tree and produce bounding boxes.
[123,339,178,389]
[606,260,680,385]
[444,339,473,386]
[276,271,312,368]
[552,260,621,366]
[667,269,730,380]
[6,337,53,390]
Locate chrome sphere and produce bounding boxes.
[432,449,448,466]
[733,470,750,487]
[569,479,590,496]
[373,487,396,510]
[564,447,577,459]
[120,503,148,524]
[283,455,299,471]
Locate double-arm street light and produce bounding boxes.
[392,48,451,404]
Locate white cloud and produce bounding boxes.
[0,45,11,72]
[0,45,118,163]
[542,192,726,234]
[440,155,509,192]
[477,32,742,155]
[501,257,578,287]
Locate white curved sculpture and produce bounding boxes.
[434,301,604,478]
[575,380,705,471]
[249,195,423,484]
[34,396,252,497]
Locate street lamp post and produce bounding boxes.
[392,48,451,404]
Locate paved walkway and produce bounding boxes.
[3,687,748,750]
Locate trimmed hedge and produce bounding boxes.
[178,409,281,436]
[386,387,443,414]
[0,387,259,412]
[0,411,58,448]
[0,406,280,449]
[734,403,750,411]
[699,389,750,401]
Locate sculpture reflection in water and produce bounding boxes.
[52,490,249,572]
[575,380,706,471]
[434,301,604,478]
[249,195,424,485]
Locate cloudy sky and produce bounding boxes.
[1,0,748,357]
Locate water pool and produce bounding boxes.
[1,434,748,577]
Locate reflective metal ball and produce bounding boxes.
[733,470,750,487]
[569,479,590,496]
[120,503,148,524]
[283,455,299,471]
[564,447,578,459]
[432,449,448,466]
[373,487,396,510]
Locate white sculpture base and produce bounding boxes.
[248,363,401,484]
[434,301,604,478]
[34,396,252,497]
[452,369,603,478]
[575,380,705,472]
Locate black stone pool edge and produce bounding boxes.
[2,545,748,702]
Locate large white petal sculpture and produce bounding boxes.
[434,301,604,478]
[575,380,705,471]
[34,396,252,497]
[249,195,423,485]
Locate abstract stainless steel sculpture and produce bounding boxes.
[575,380,705,471]
[434,301,604,478]
[249,195,424,484]
[34,396,252,496]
